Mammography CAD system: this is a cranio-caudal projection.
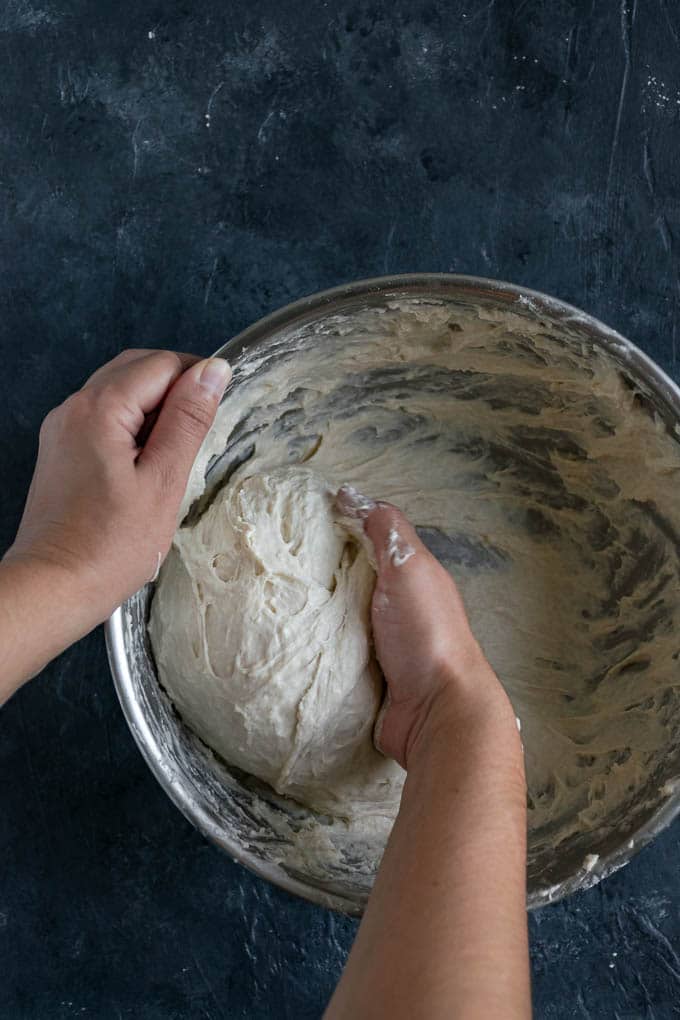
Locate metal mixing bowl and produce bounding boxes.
[106,273,680,914]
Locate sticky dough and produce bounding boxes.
[150,297,680,874]
[149,468,403,816]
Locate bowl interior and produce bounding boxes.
[108,275,680,913]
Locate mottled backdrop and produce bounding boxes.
[2,1,680,1017]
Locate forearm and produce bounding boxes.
[326,685,530,1020]
[0,554,89,704]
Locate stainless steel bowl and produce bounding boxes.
[106,273,680,914]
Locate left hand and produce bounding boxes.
[5,349,231,630]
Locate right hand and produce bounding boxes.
[337,488,514,769]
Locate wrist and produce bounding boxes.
[2,545,83,612]
[0,551,93,701]
[404,690,527,833]
[4,540,110,627]
[406,660,524,778]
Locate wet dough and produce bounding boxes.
[149,467,403,817]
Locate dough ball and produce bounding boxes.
[149,467,404,815]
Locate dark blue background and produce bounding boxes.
[2,1,680,1016]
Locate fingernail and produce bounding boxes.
[198,357,232,397]
[335,483,376,520]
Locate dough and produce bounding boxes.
[149,467,403,817]
[151,295,680,883]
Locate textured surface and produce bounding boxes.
[2,0,680,1016]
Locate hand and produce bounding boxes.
[5,349,231,631]
[337,487,512,769]
[329,491,530,1020]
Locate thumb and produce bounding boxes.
[337,485,437,616]
[139,357,232,485]
[336,485,430,591]
[364,503,426,576]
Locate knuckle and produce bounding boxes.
[69,386,130,435]
[62,390,93,422]
[40,390,95,442]
[38,405,60,440]
[83,385,118,421]
[152,350,183,376]
[115,347,147,363]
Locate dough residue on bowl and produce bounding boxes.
[150,296,680,885]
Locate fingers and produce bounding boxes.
[138,357,232,490]
[84,349,199,389]
[83,351,199,443]
[84,350,203,439]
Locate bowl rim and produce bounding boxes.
[106,271,680,913]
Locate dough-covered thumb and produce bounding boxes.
[140,357,232,486]
[364,503,426,576]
